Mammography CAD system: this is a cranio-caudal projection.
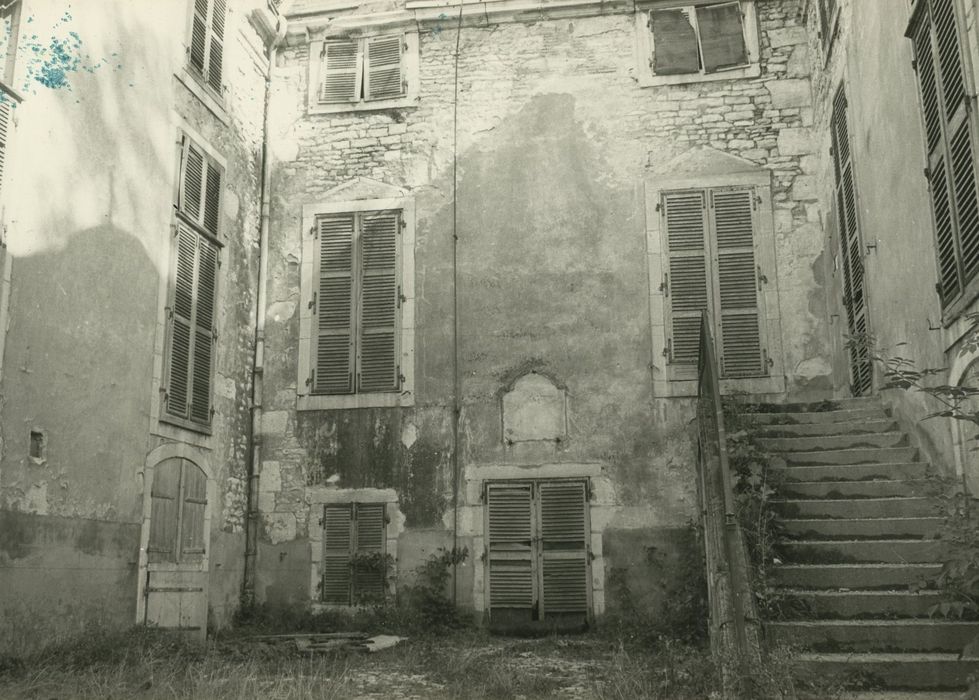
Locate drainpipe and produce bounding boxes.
[243,10,287,609]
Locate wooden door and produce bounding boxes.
[143,457,209,639]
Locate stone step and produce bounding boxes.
[771,563,941,589]
[750,407,888,425]
[755,419,899,437]
[743,396,884,412]
[781,517,943,540]
[777,588,945,619]
[793,653,979,690]
[780,539,949,565]
[775,463,932,483]
[767,620,979,653]
[779,479,937,499]
[758,432,907,452]
[772,497,938,520]
[783,446,917,466]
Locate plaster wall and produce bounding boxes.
[261,0,824,620]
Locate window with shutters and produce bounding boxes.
[186,0,226,98]
[645,160,784,398]
[907,0,979,322]
[298,196,415,410]
[661,187,768,377]
[320,502,389,605]
[484,480,591,629]
[635,1,760,87]
[161,133,223,433]
[148,458,208,565]
[307,32,419,114]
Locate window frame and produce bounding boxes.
[298,196,415,411]
[307,30,420,115]
[646,168,784,398]
[635,0,760,87]
[816,0,840,60]
[159,131,224,436]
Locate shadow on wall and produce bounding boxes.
[1,224,158,520]
[5,0,176,270]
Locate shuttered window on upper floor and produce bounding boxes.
[188,0,226,96]
[319,34,405,106]
[163,134,222,433]
[648,2,750,77]
[148,457,208,565]
[307,210,402,396]
[321,502,388,605]
[661,186,767,378]
[908,0,979,319]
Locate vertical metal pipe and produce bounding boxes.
[450,3,464,608]
[243,15,286,608]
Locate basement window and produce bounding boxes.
[308,32,419,114]
[636,1,760,87]
[321,502,389,605]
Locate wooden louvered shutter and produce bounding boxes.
[166,225,197,421]
[831,88,873,395]
[365,35,404,101]
[358,212,400,392]
[314,216,355,394]
[179,141,205,224]
[910,0,979,307]
[180,461,207,563]
[207,0,226,93]
[486,483,535,616]
[322,504,353,604]
[189,239,218,425]
[353,503,387,602]
[662,191,710,366]
[710,188,764,378]
[697,2,747,73]
[148,459,182,564]
[189,0,208,77]
[538,481,589,618]
[321,39,361,104]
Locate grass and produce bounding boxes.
[0,623,745,700]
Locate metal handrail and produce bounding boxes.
[695,310,761,685]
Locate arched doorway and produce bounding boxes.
[140,456,210,639]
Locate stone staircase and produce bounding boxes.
[746,396,979,690]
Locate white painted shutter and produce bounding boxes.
[710,188,764,378]
[320,39,360,104]
[0,99,11,195]
[538,481,589,616]
[487,483,535,613]
[365,35,404,101]
[353,503,387,602]
[322,504,353,604]
[662,191,710,365]
[314,216,355,394]
[358,212,400,392]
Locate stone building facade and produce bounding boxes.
[0,0,281,653]
[255,0,834,626]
